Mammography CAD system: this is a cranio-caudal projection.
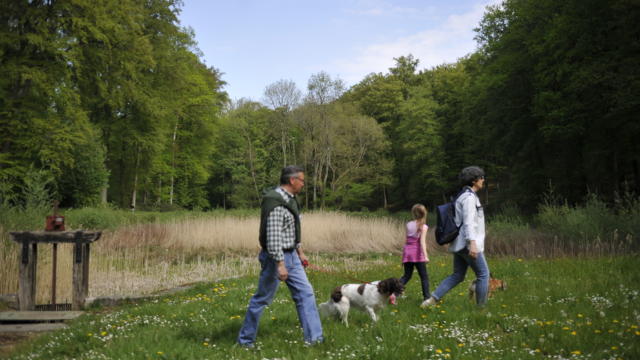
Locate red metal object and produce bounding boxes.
[45,215,65,231]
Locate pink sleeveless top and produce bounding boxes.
[402,220,428,263]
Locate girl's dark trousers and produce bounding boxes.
[400,262,430,300]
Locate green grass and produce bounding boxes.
[5,254,640,360]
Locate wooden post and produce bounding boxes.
[51,243,57,306]
[18,243,37,311]
[72,242,84,310]
[82,243,90,300]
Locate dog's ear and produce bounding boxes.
[377,279,390,295]
[393,278,405,295]
[331,286,343,302]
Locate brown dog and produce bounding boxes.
[468,275,506,300]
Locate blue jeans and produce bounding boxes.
[238,250,323,345]
[432,249,489,305]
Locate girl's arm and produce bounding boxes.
[420,225,429,263]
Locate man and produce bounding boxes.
[421,166,490,307]
[237,165,323,347]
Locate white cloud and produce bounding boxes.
[345,0,432,18]
[333,1,498,85]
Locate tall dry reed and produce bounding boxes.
[0,212,407,303]
[3,211,633,304]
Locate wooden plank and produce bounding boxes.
[0,311,84,322]
[0,323,68,333]
[9,231,101,244]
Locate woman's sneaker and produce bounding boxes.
[420,297,437,308]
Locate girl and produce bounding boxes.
[400,204,431,302]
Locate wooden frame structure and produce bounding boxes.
[9,231,101,311]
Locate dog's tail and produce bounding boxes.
[330,286,343,302]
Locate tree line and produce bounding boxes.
[1,0,638,213]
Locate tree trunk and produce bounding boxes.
[130,146,140,211]
[169,122,178,205]
[383,186,388,209]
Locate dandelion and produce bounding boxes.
[436,349,443,354]
[87,333,93,337]
[562,327,570,330]
[577,314,583,318]
[518,258,523,262]
[611,346,618,350]
[203,342,208,346]
[635,331,640,336]
[535,349,541,353]
[571,331,577,335]
[101,331,107,336]
[595,329,602,334]
[458,343,464,347]
[571,350,582,355]
[157,351,164,355]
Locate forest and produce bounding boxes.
[1,0,639,214]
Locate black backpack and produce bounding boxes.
[435,188,473,245]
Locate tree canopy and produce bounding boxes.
[2,0,638,212]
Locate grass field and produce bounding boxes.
[5,254,639,360]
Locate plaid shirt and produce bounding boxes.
[265,187,299,261]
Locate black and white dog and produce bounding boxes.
[318,278,404,326]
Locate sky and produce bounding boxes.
[177,0,500,103]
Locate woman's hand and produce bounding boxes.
[468,240,478,259]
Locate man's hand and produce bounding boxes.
[468,240,479,259]
[297,249,309,268]
[277,261,288,281]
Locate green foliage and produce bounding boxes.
[0,0,226,211]
[2,0,638,214]
[20,167,54,211]
[7,256,640,359]
[537,194,638,243]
